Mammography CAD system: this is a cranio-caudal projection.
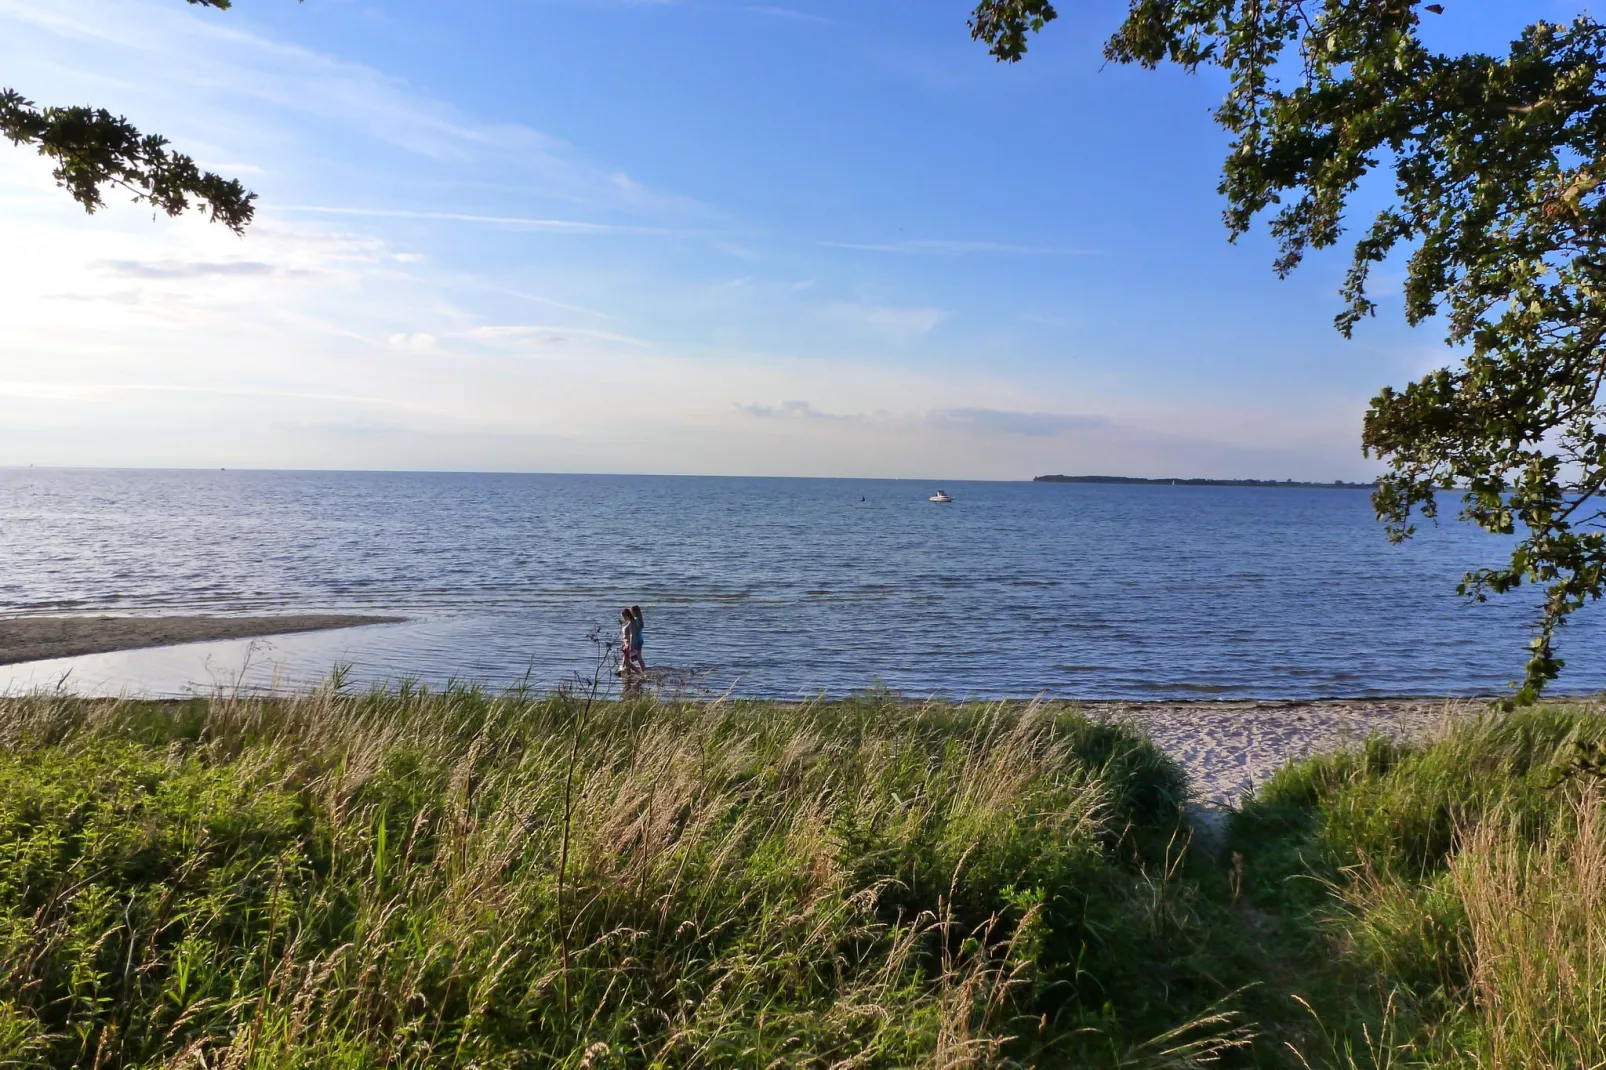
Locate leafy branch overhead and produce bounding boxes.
[0,0,257,232]
[0,91,256,233]
[974,0,1606,704]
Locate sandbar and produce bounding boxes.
[0,614,407,666]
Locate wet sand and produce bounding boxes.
[0,615,407,666]
[1079,697,1489,809]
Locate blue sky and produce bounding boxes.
[0,0,1569,478]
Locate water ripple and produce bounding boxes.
[1,469,1601,699]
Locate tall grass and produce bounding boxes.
[1233,701,1606,1069]
[0,688,1221,1068]
[1454,789,1606,1068]
[15,685,1602,1067]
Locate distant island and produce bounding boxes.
[1034,474,1377,489]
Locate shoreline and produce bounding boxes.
[0,614,1533,807]
[0,614,407,666]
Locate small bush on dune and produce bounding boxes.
[0,689,1234,1069]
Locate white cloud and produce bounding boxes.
[820,301,946,342]
[470,325,650,348]
[736,400,860,421]
[95,259,288,279]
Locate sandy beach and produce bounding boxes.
[0,615,407,666]
[1080,697,1487,808]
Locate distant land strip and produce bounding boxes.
[1034,475,1378,489]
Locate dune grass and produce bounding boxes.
[3,685,1604,1068]
[0,686,1250,1069]
[1231,701,1606,1068]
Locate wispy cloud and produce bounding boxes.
[736,402,1109,438]
[821,301,946,341]
[741,6,835,24]
[0,379,436,411]
[279,206,688,236]
[470,324,651,347]
[387,332,439,352]
[926,408,1109,437]
[0,0,714,221]
[95,259,286,279]
[47,289,180,306]
[820,239,1099,256]
[501,289,618,320]
[736,400,858,420]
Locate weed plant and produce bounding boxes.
[0,688,1245,1069]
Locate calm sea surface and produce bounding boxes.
[1,468,1601,699]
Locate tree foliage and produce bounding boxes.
[1,0,255,232]
[973,0,1606,703]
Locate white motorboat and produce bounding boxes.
[929,490,953,503]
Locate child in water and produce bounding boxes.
[618,607,636,675]
[628,605,646,673]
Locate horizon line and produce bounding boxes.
[3,464,1376,484]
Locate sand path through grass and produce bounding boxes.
[1079,698,1480,808]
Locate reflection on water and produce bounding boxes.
[2,469,1599,699]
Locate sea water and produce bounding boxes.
[1,468,1599,699]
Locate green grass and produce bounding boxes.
[3,687,1603,1068]
[1228,701,1606,1068]
[0,687,1249,1068]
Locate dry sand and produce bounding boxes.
[0,614,406,666]
[1079,697,1486,809]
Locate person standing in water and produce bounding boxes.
[618,607,636,675]
[628,605,647,673]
